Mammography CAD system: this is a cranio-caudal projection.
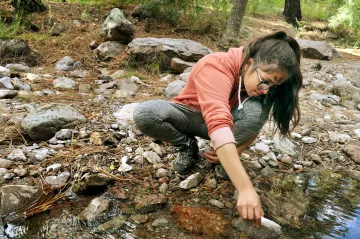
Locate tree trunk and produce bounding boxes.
[219,0,249,50]
[283,0,302,27]
[11,0,47,14]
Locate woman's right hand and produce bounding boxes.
[237,187,264,227]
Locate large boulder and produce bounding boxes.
[21,104,86,141]
[0,185,43,216]
[0,39,38,66]
[94,41,126,61]
[100,8,134,43]
[296,39,339,60]
[128,38,213,72]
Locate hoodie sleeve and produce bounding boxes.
[193,57,236,150]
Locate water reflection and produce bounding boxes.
[262,172,360,239]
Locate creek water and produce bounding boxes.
[2,171,360,239]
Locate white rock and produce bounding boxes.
[111,124,119,129]
[294,164,303,170]
[152,218,168,227]
[155,168,170,178]
[26,73,42,82]
[55,129,73,140]
[125,147,133,153]
[118,162,132,172]
[47,163,62,172]
[261,139,272,145]
[143,151,161,164]
[179,172,203,189]
[149,142,163,156]
[0,66,10,77]
[290,132,302,139]
[328,131,351,143]
[302,137,317,144]
[7,149,26,161]
[197,140,206,149]
[121,156,129,164]
[53,77,76,89]
[354,129,360,138]
[254,143,270,153]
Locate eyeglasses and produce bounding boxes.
[256,69,281,91]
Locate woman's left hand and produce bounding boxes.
[203,150,219,163]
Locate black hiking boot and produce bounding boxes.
[173,138,199,174]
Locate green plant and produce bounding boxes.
[0,12,23,39]
[329,0,360,36]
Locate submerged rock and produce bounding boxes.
[78,197,110,222]
[232,217,282,239]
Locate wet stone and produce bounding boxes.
[171,205,232,238]
[135,194,167,214]
[78,197,110,222]
[232,217,282,239]
[131,214,148,224]
[96,215,127,233]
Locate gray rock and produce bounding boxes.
[0,66,10,77]
[128,38,213,72]
[209,199,224,209]
[273,133,296,156]
[131,4,152,19]
[0,39,31,65]
[0,77,14,89]
[53,77,76,89]
[14,168,28,177]
[117,79,139,93]
[51,23,68,36]
[232,217,282,239]
[0,89,17,99]
[179,172,203,189]
[95,41,126,61]
[72,173,112,194]
[21,104,86,141]
[155,168,170,178]
[100,81,117,89]
[310,93,340,105]
[354,129,360,138]
[357,104,360,110]
[55,56,81,71]
[45,171,71,187]
[260,166,275,176]
[328,131,351,143]
[55,129,73,140]
[0,168,8,177]
[97,215,127,233]
[327,77,360,104]
[0,159,12,168]
[152,218,168,227]
[297,39,335,60]
[343,144,360,164]
[149,142,164,156]
[100,8,134,43]
[0,185,43,216]
[165,80,185,98]
[311,154,322,164]
[135,194,167,214]
[268,159,279,167]
[348,170,360,180]
[28,148,50,161]
[5,63,31,73]
[143,151,161,164]
[3,173,14,180]
[71,70,89,78]
[7,149,26,161]
[78,197,110,222]
[46,163,62,173]
[171,57,195,74]
[246,161,263,170]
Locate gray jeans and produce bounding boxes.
[133,97,269,147]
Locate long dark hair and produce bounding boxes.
[240,31,302,136]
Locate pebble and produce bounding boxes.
[155,168,170,178]
[354,129,360,138]
[152,218,168,227]
[55,129,73,140]
[125,147,133,153]
[294,164,303,170]
[111,124,119,129]
[47,163,62,173]
[4,173,15,180]
[14,168,28,177]
[290,132,302,139]
[159,183,169,193]
[328,131,351,143]
[179,172,203,189]
[280,155,293,165]
[0,158,13,168]
[302,137,317,144]
[268,159,279,167]
[206,178,217,189]
[311,154,322,164]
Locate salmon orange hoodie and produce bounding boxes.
[173,47,246,150]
